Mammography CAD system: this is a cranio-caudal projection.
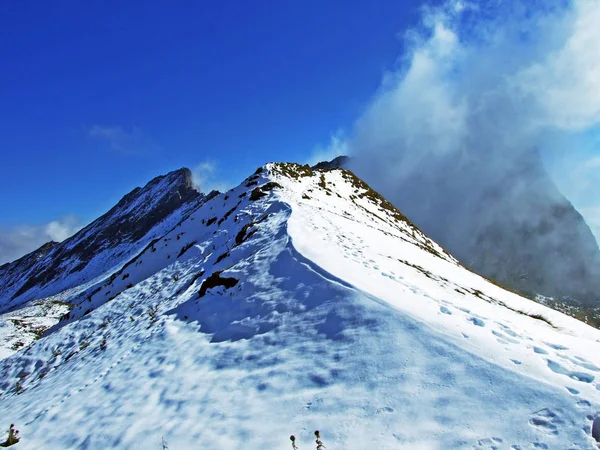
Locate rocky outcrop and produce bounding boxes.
[312,156,350,171]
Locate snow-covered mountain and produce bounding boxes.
[1,163,599,449]
[348,151,600,327]
[0,168,206,357]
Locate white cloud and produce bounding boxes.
[583,155,600,170]
[580,206,600,245]
[348,0,600,155]
[510,0,600,132]
[307,130,349,166]
[338,0,600,218]
[89,125,158,155]
[0,216,82,265]
[191,161,231,193]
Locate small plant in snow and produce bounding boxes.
[0,424,20,447]
[290,435,298,449]
[314,430,325,449]
[14,381,23,395]
[161,437,168,449]
[148,305,159,322]
[100,335,108,351]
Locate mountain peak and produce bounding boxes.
[2,161,600,448]
[311,155,351,171]
[0,167,203,313]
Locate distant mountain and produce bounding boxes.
[1,162,599,449]
[0,168,207,351]
[342,152,600,326]
[464,153,600,304]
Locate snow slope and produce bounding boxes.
[0,168,204,358]
[0,163,599,449]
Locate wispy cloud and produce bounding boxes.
[88,125,159,155]
[307,130,349,166]
[326,0,600,229]
[580,206,600,246]
[191,161,232,194]
[0,216,82,265]
[309,0,600,297]
[583,155,600,170]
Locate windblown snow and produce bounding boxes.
[1,163,599,449]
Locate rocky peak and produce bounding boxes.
[311,155,351,171]
[0,168,204,311]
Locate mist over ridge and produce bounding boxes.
[338,0,600,306]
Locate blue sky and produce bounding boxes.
[0,0,425,228]
[1,0,600,264]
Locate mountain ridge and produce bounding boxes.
[1,162,599,448]
[340,152,600,325]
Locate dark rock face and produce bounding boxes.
[0,168,203,312]
[312,156,351,171]
[0,241,60,305]
[593,414,600,442]
[434,152,600,307]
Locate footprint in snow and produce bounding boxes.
[473,436,504,449]
[576,399,591,408]
[566,356,600,372]
[376,406,394,414]
[566,387,580,395]
[528,408,562,436]
[498,325,520,338]
[533,347,548,355]
[468,317,485,327]
[546,359,595,383]
[543,342,569,351]
[492,330,519,344]
[440,306,452,315]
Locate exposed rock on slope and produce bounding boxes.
[311,155,350,171]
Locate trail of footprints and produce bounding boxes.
[24,321,162,427]
[436,300,600,447]
[436,301,599,387]
[323,211,600,446]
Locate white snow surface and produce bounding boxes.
[1,163,599,449]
